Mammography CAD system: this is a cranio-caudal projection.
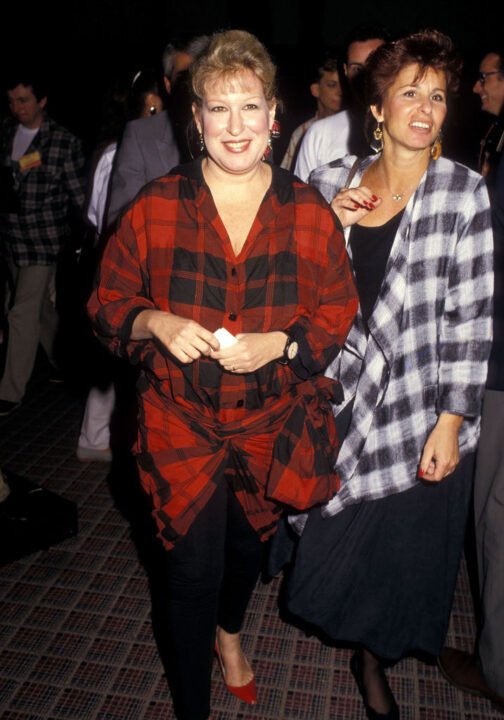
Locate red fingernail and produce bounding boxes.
[353,203,360,209]
[372,194,378,201]
[418,468,424,478]
[369,203,375,209]
[363,200,369,206]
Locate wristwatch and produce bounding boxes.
[278,333,299,365]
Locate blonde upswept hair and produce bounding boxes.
[190,29,278,108]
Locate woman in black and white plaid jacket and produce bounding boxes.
[280,30,494,720]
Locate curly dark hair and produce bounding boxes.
[365,29,462,110]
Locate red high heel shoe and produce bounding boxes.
[214,641,257,704]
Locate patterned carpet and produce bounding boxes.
[1,368,503,720]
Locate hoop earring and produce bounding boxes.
[430,132,442,160]
[371,122,383,153]
[198,133,205,153]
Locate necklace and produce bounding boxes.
[379,165,415,202]
[391,190,409,202]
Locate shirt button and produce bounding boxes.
[231,268,237,276]
[236,399,244,408]
[228,313,237,321]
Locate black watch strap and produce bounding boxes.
[278,332,299,365]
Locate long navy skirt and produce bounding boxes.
[270,449,474,660]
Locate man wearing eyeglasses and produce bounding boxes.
[294,24,388,182]
[472,52,504,179]
[438,50,504,711]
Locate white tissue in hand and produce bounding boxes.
[214,327,238,349]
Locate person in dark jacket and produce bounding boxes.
[438,48,504,711]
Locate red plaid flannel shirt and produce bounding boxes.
[89,159,357,548]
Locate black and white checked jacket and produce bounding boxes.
[310,154,493,516]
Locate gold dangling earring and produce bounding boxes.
[372,122,383,153]
[430,132,442,160]
[198,133,205,153]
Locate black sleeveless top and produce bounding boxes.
[349,209,405,327]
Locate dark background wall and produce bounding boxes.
[1,0,499,166]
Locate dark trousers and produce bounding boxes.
[165,479,265,720]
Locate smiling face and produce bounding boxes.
[371,63,447,155]
[473,53,504,117]
[193,69,276,177]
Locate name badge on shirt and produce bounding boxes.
[18,151,42,171]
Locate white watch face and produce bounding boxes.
[287,340,298,360]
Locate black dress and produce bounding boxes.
[271,213,474,660]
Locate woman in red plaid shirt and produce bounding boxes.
[89,30,357,720]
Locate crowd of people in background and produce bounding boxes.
[0,22,503,720]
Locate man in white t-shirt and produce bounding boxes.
[294,25,388,182]
[281,57,342,172]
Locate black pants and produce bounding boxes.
[165,479,265,720]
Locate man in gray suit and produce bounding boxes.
[107,35,209,227]
[106,108,180,227]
